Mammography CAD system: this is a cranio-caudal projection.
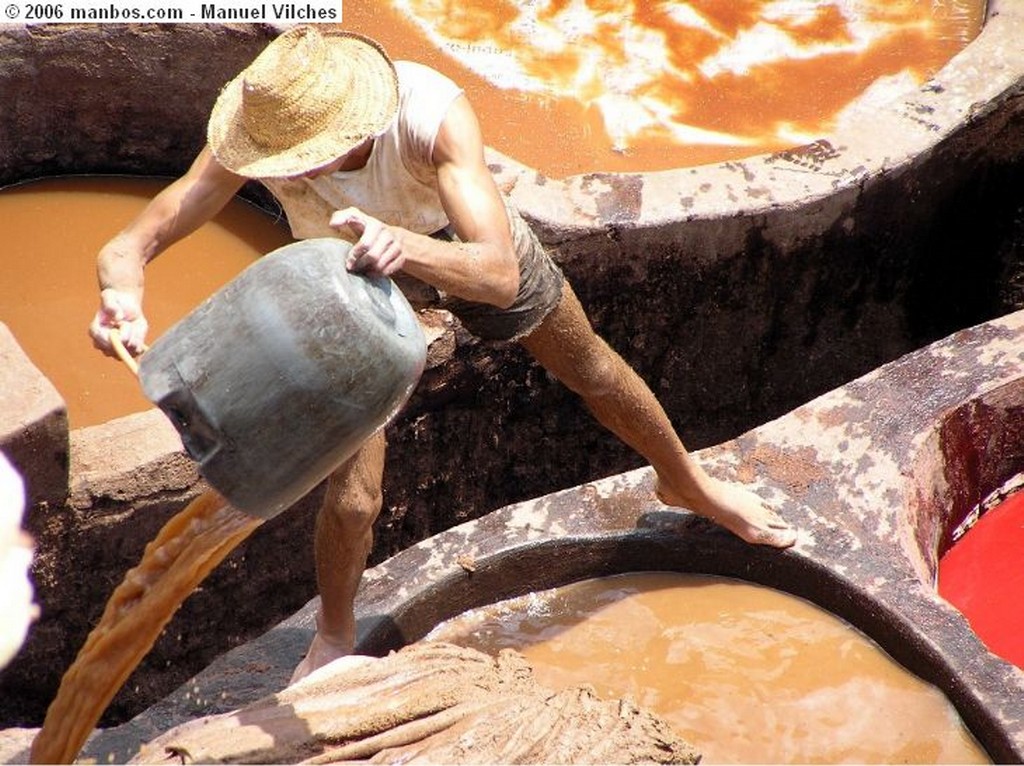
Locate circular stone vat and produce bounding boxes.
[907,374,1024,669]
[342,1,991,177]
[351,535,1004,760]
[1,10,1023,743]
[0,175,292,429]
[427,572,988,764]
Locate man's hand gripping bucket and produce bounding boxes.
[135,238,426,519]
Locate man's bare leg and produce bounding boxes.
[290,430,387,684]
[519,284,796,548]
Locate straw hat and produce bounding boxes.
[207,25,399,178]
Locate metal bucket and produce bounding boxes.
[138,238,426,519]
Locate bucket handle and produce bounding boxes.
[109,327,147,377]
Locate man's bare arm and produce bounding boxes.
[333,95,519,308]
[98,147,247,295]
[91,147,246,354]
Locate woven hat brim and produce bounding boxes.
[208,31,399,179]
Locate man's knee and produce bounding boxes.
[539,322,621,398]
[321,473,383,533]
[319,436,386,534]
[572,341,623,399]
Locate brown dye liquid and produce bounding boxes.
[343,0,984,177]
[0,176,292,428]
[29,490,262,765]
[428,572,989,764]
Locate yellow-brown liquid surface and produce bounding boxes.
[0,176,292,428]
[29,491,262,765]
[428,572,989,764]
[344,0,984,177]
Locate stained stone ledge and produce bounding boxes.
[0,323,67,510]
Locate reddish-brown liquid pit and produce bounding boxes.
[0,176,292,428]
[2,5,984,425]
[428,572,989,764]
[343,0,984,177]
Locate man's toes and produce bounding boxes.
[755,526,797,548]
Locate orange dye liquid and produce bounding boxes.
[29,491,262,765]
[428,572,988,764]
[0,176,292,429]
[345,0,986,176]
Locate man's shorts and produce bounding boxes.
[431,201,565,343]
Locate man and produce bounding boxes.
[90,25,796,683]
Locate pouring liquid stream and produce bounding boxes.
[29,491,262,764]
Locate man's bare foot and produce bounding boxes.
[656,476,797,548]
[289,631,352,685]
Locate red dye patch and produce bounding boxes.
[938,491,1024,668]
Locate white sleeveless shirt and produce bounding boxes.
[261,61,464,239]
